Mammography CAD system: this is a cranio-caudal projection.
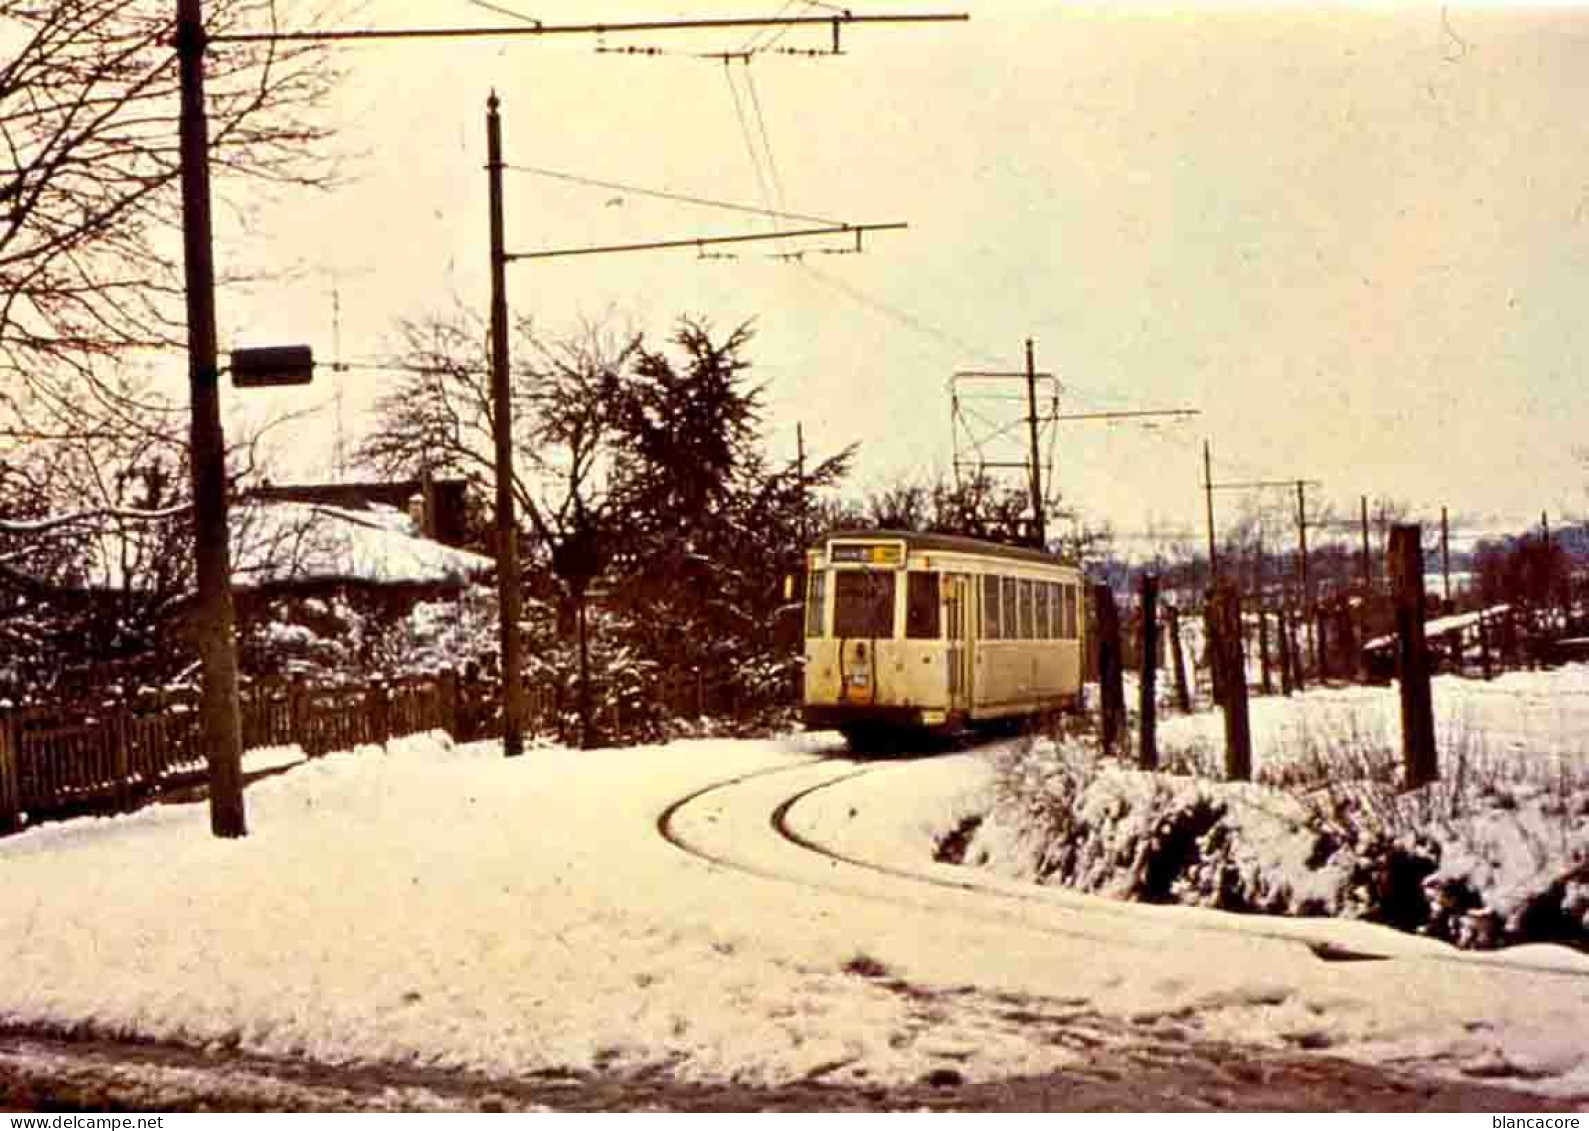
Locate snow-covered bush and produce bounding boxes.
[955,678,1589,951]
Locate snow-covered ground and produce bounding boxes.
[3,710,1589,1099]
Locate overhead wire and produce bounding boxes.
[741,61,789,224]
[737,0,801,55]
[721,58,779,228]
[502,162,838,226]
[793,262,1005,365]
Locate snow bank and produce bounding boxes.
[957,667,1589,952]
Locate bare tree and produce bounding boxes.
[359,307,645,747]
[0,384,314,699]
[0,0,336,423]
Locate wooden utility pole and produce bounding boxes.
[1094,584,1125,755]
[1025,339,1045,550]
[1209,582,1252,781]
[1203,440,1218,582]
[1138,574,1159,769]
[487,93,525,758]
[177,0,246,837]
[1390,524,1438,789]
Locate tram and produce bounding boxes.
[801,529,1086,745]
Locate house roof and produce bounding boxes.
[31,500,492,594]
[230,502,492,590]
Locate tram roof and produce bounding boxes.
[811,529,1078,570]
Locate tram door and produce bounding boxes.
[945,574,973,713]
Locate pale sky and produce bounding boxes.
[214,1,1589,555]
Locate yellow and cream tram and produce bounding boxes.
[802,529,1086,745]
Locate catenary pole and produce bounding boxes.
[487,93,524,758]
[177,0,247,837]
[1025,338,1044,550]
[1203,440,1218,581]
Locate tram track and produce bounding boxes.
[656,743,1589,984]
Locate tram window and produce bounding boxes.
[804,571,826,638]
[1002,578,1019,639]
[1037,582,1052,639]
[1014,579,1030,639]
[834,571,896,638]
[1063,584,1078,639]
[982,574,1002,639]
[906,572,941,639]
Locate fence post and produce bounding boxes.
[1258,605,1273,695]
[1276,606,1294,696]
[1138,574,1159,769]
[1209,582,1252,782]
[112,705,133,810]
[1478,609,1494,680]
[1166,604,1192,713]
[1290,606,1307,693]
[1390,524,1438,789]
[0,711,20,833]
[1094,583,1126,755]
[371,681,391,745]
[439,670,460,738]
[289,679,313,757]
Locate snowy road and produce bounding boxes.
[3,731,1588,1109]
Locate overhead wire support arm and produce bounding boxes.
[505,221,907,262]
[209,12,969,45]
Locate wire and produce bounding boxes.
[503,162,837,225]
[742,62,789,224]
[722,59,778,228]
[462,0,540,26]
[793,262,1005,365]
[738,0,800,54]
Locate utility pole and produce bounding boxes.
[1203,441,1218,582]
[1025,338,1045,550]
[177,0,246,838]
[1296,478,1312,671]
[487,92,525,758]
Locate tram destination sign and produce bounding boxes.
[829,542,904,567]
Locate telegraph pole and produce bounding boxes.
[177,0,246,838]
[487,93,525,758]
[1296,478,1312,669]
[1203,441,1218,581]
[1025,338,1045,550]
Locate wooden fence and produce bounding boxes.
[0,673,561,833]
[0,664,782,834]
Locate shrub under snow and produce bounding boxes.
[948,671,1589,952]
